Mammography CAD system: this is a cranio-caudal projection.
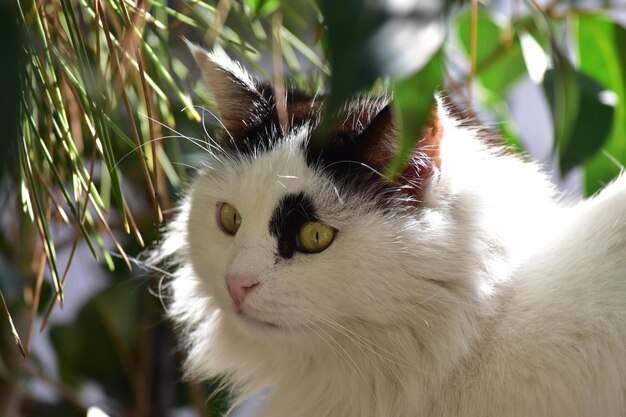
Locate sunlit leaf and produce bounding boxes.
[481,91,526,153]
[320,0,446,113]
[519,31,548,84]
[457,10,526,94]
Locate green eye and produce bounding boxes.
[297,222,335,253]
[218,202,241,235]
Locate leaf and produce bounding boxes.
[385,50,443,179]
[576,17,626,195]
[481,91,526,153]
[542,44,580,175]
[0,290,25,358]
[245,0,280,17]
[319,0,446,113]
[456,10,526,94]
[519,31,548,84]
[564,74,614,174]
[543,65,614,176]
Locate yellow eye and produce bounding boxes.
[218,202,242,235]
[297,222,335,253]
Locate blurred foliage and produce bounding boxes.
[1,0,625,416]
[0,0,22,175]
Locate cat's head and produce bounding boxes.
[164,46,495,376]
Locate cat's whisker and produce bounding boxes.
[110,252,174,313]
[418,291,441,305]
[298,307,395,375]
[137,112,228,161]
[138,112,206,146]
[292,317,344,363]
[200,162,215,170]
[299,306,430,375]
[112,251,176,278]
[185,104,235,142]
[112,135,209,171]
[198,106,229,156]
[324,160,385,180]
[332,186,345,204]
[172,161,199,171]
[278,181,289,191]
[295,316,376,398]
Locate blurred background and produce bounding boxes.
[1,0,625,416]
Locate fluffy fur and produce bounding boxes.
[154,47,626,417]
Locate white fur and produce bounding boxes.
[156,54,626,417]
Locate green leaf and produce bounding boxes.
[565,74,613,174]
[319,0,446,113]
[576,16,626,195]
[481,91,526,153]
[542,44,580,175]
[456,10,526,94]
[245,0,280,17]
[385,51,443,179]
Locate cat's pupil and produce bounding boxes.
[315,231,319,244]
[233,212,237,225]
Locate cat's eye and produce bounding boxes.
[218,202,242,235]
[297,222,335,253]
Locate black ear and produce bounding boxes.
[188,43,270,139]
[350,103,396,172]
[307,99,395,173]
[350,103,442,178]
[308,99,443,202]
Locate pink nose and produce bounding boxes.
[226,274,259,307]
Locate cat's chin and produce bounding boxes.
[227,308,310,339]
[235,309,281,330]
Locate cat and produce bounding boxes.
[153,44,626,417]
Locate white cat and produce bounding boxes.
[154,45,626,417]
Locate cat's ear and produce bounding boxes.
[311,99,443,201]
[350,102,442,181]
[187,42,269,138]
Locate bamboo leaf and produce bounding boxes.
[0,290,25,358]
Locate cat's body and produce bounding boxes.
[156,46,626,417]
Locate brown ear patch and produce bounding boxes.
[421,107,443,168]
[397,107,443,203]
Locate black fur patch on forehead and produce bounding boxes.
[269,192,317,259]
[221,83,322,155]
[304,100,395,190]
[224,87,394,182]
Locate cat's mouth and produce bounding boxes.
[235,308,279,329]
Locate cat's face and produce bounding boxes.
[178,46,472,347]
